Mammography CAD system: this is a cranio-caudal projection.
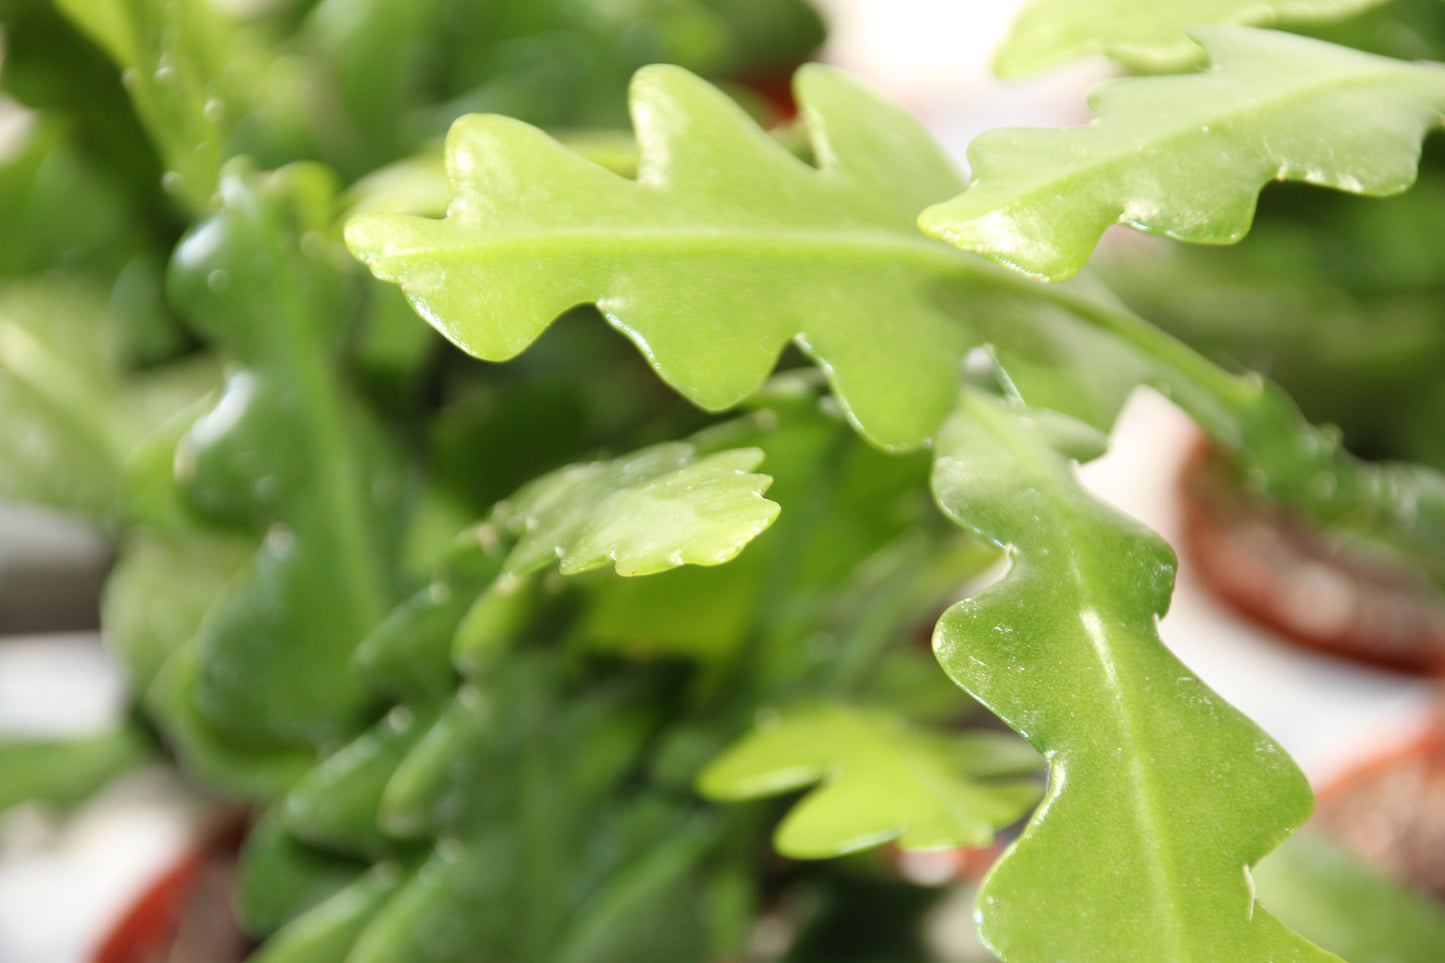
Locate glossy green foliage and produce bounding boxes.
[347,64,978,450]
[254,655,730,963]
[698,704,1040,857]
[17,1,1445,958]
[930,391,1336,963]
[146,642,318,802]
[922,28,1445,281]
[995,0,1387,74]
[494,442,779,577]
[167,162,404,750]
[236,392,1003,961]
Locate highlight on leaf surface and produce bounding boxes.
[929,390,1339,963]
[697,704,1042,859]
[346,62,981,450]
[995,0,1388,75]
[923,27,1445,281]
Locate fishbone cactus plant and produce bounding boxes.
[5,0,1445,961]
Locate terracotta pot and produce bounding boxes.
[1178,440,1445,673]
[1313,708,1445,900]
[93,814,251,963]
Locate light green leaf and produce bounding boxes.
[0,726,150,814]
[347,63,975,450]
[930,390,1338,963]
[1255,830,1445,963]
[0,280,136,516]
[697,704,1041,859]
[923,28,1445,281]
[494,442,780,578]
[995,0,1388,75]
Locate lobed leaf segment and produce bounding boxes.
[994,0,1389,75]
[346,63,976,451]
[698,704,1041,858]
[930,391,1339,963]
[924,28,1445,281]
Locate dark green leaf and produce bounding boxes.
[347,64,974,450]
[0,726,150,814]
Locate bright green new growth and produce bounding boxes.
[492,442,779,578]
[698,704,1041,858]
[923,28,1445,281]
[346,63,975,451]
[994,0,1388,75]
[930,390,1337,963]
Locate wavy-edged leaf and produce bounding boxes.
[494,442,779,578]
[169,162,405,749]
[995,0,1387,75]
[923,28,1445,281]
[347,63,975,450]
[698,705,1041,859]
[930,390,1338,963]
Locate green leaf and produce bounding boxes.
[234,808,368,936]
[930,391,1338,963]
[1255,830,1445,963]
[0,280,136,516]
[0,726,150,814]
[246,865,403,963]
[922,28,1445,281]
[995,0,1389,75]
[102,531,250,693]
[146,642,316,803]
[698,705,1041,859]
[169,162,405,749]
[284,705,436,859]
[347,63,976,450]
[494,442,779,578]
[53,0,238,209]
[0,117,136,277]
